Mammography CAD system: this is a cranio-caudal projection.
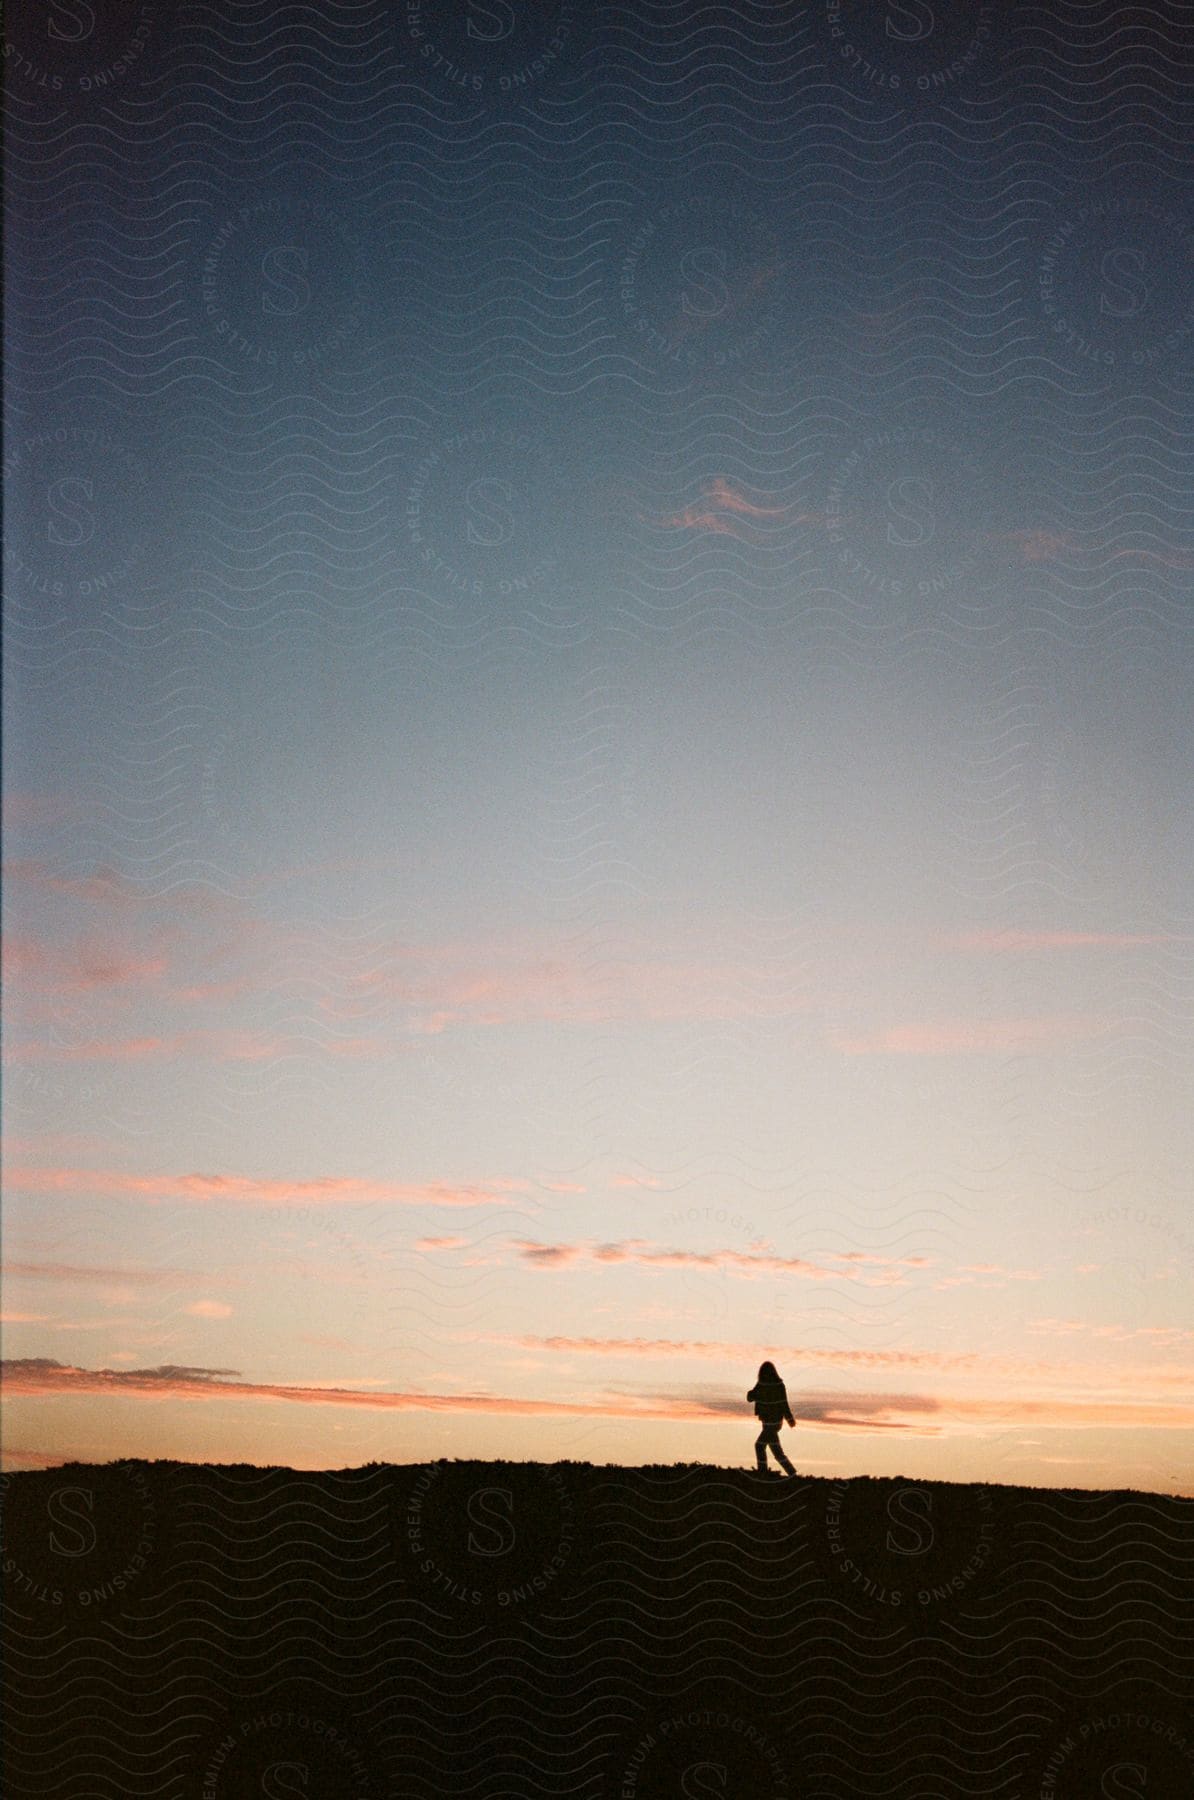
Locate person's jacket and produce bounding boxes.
[747,1377,795,1427]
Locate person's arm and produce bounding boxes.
[747,1385,758,1401]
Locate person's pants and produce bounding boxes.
[755,1422,795,1474]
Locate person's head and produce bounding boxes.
[757,1360,779,1383]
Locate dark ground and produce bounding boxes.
[2,1460,1192,1797]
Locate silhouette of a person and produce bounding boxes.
[747,1360,796,1476]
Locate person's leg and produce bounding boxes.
[773,1432,796,1476]
[760,1423,784,1471]
[754,1426,769,1471]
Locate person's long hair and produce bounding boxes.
[757,1360,780,1383]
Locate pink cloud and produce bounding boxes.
[4,1166,528,1211]
[1029,1318,1194,1346]
[830,1252,936,1268]
[169,978,258,1005]
[508,1238,923,1286]
[704,476,785,517]
[3,860,243,916]
[70,946,169,991]
[5,867,832,1054]
[832,1013,1115,1055]
[7,1360,1193,1435]
[990,530,1194,571]
[0,1358,702,1421]
[652,504,743,537]
[996,528,1079,563]
[4,1028,390,1065]
[644,476,823,540]
[0,1311,52,1324]
[1,1447,82,1468]
[492,1334,1007,1374]
[54,1316,136,1331]
[184,1300,234,1319]
[0,936,45,980]
[591,1240,649,1262]
[949,1395,1194,1429]
[521,1339,1194,1397]
[3,864,271,1014]
[511,1240,585,1268]
[6,1035,178,1063]
[343,949,824,1033]
[2,1259,222,1286]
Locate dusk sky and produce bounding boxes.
[4,1,1193,1493]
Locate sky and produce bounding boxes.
[3,1,1193,1493]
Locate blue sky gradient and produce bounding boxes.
[4,0,1193,1491]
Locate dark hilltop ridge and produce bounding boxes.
[4,1460,1193,1798]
